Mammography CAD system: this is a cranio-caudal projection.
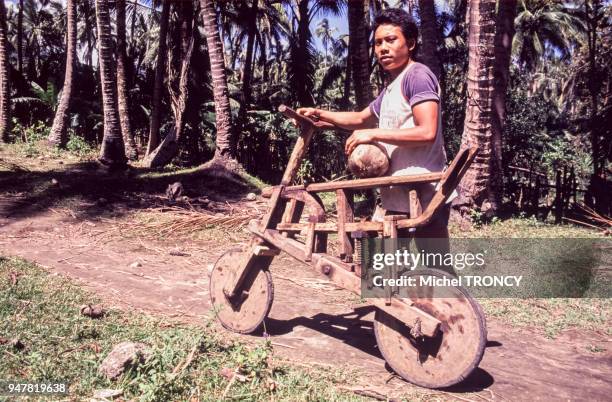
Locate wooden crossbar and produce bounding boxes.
[261,172,444,197]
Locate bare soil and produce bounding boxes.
[1,157,610,401]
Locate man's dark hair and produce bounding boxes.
[373,8,419,56]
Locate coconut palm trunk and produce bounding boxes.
[0,0,10,142]
[490,0,517,205]
[48,0,77,147]
[348,0,372,110]
[116,0,138,160]
[17,0,23,74]
[295,0,315,107]
[144,0,196,168]
[241,0,259,110]
[95,0,127,167]
[417,0,441,78]
[458,0,498,216]
[200,0,235,160]
[146,0,171,155]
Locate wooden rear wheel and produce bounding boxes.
[374,269,487,389]
[209,248,274,334]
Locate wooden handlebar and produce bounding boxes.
[278,105,316,126]
[278,104,337,130]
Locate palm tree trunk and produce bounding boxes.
[95,0,127,167]
[116,0,138,160]
[0,0,10,142]
[585,0,602,176]
[417,0,441,78]
[296,0,314,106]
[17,0,23,74]
[144,0,196,168]
[48,0,77,147]
[342,51,352,108]
[200,0,235,160]
[241,0,259,110]
[348,0,373,110]
[458,0,498,216]
[490,0,517,208]
[146,0,170,155]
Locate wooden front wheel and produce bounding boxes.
[374,269,487,389]
[209,248,274,334]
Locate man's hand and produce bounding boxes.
[294,107,335,129]
[345,129,375,155]
[293,107,320,126]
[296,107,321,119]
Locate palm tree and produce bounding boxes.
[490,0,517,202]
[417,0,441,78]
[220,0,288,108]
[17,0,24,74]
[200,0,235,160]
[513,0,585,72]
[77,0,97,69]
[315,18,336,66]
[48,0,77,147]
[348,0,372,109]
[0,0,10,142]
[240,0,259,109]
[583,0,605,177]
[289,0,345,107]
[116,0,137,160]
[458,0,498,216]
[146,0,170,156]
[95,0,126,168]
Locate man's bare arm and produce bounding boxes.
[344,101,439,154]
[296,106,377,131]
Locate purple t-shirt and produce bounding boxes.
[369,62,440,118]
[365,62,450,212]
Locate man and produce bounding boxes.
[297,8,452,242]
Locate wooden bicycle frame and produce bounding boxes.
[223,105,477,338]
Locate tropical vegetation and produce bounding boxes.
[0,0,608,219]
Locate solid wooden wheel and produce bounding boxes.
[209,248,274,334]
[374,269,487,389]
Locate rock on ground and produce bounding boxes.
[98,342,151,380]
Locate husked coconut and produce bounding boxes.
[348,143,389,178]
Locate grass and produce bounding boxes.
[478,298,611,339]
[448,216,611,338]
[450,215,607,238]
[0,257,368,401]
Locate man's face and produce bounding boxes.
[374,24,414,72]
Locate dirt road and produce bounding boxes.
[1,212,610,401]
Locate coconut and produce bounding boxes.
[348,143,390,178]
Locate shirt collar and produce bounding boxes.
[386,61,417,93]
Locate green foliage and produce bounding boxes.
[8,120,50,157]
[66,131,96,157]
[1,0,608,221]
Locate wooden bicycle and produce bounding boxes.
[209,105,486,388]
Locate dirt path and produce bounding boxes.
[1,212,611,401]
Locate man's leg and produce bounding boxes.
[413,204,453,275]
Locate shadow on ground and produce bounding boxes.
[263,305,498,393]
[0,159,260,222]
[264,306,381,358]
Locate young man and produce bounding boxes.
[297,8,452,240]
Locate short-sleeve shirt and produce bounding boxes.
[368,62,452,213]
